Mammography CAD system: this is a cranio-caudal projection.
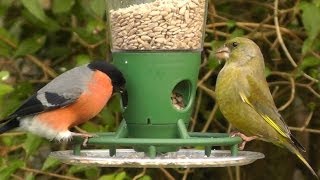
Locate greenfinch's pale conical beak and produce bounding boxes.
[215,46,230,60]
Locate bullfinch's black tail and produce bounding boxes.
[0,114,17,124]
[0,119,20,134]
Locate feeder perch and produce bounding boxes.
[50,0,264,167]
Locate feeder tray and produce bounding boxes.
[50,120,264,167]
[50,149,264,168]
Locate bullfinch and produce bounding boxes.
[0,61,126,144]
[215,37,317,178]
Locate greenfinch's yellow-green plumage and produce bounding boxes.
[215,37,318,178]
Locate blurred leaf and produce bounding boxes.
[0,71,10,81]
[90,0,106,18]
[107,94,122,112]
[21,9,60,32]
[0,136,17,146]
[68,165,101,179]
[0,82,33,118]
[0,27,18,45]
[67,165,87,175]
[73,28,101,44]
[100,107,115,125]
[0,83,13,96]
[0,159,24,180]
[0,0,11,17]
[42,156,61,170]
[300,2,320,53]
[0,27,16,56]
[53,0,75,14]
[76,54,91,66]
[300,56,320,70]
[264,66,272,77]
[226,20,236,29]
[0,42,11,57]
[46,46,71,59]
[207,41,224,70]
[21,0,47,22]
[80,121,101,132]
[308,102,316,111]
[0,157,3,166]
[208,51,221,70]
[300,2,320,39]
[211,40,224,51]
[86,19,105,35]
[85,167,100,179]
[13,82,34,99]
[307,68,320,81]
[115,171,127,180]
[14,35,46,57]
[98,174,115,180]
[25,173,35,180]
[231,28,244,38]
[8,19,23,40]
[302,37,314,54]
[23,133,43,156]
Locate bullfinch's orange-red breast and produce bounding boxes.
[0,61,126,143]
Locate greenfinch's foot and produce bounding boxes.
[71,132,98,146]
[231,132,258,150]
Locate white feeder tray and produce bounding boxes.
[50,149,264,168]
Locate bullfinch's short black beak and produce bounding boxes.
[113,86,128,109]
[119,88,128,108]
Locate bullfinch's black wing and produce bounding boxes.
[1,88,83,123]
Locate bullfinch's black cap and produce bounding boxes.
[87,61,126,91]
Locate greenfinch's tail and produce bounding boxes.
[284,141,318,179]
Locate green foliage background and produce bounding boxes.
[0,0,319,179]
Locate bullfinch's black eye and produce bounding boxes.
[232,42,238,47]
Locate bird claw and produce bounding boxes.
[71,133,98,147]
[230,132,258,150]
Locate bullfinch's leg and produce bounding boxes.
[71,132,97,146]
[231,132,258,150]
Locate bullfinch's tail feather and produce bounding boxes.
[284,140,318,179]
[0,114,17,124]
[0,119,20,134]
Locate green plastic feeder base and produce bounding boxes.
[113,52,200,123]
[73,120,242,158]
[112,52,201,152]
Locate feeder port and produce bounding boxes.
[171,80,192,110]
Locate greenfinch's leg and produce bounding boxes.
[231,132,258,150]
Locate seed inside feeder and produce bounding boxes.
[110,0,206,50]
[171,92,185,110]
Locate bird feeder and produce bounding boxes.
[51,0,264,167]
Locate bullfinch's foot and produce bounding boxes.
[230,132,258,150]
[71,132,98,146]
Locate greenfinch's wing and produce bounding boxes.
[239,75,305,151]
[239,75,291,138]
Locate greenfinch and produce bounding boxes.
[215,37,318,178]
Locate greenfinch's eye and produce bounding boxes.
[232,42,238,47]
